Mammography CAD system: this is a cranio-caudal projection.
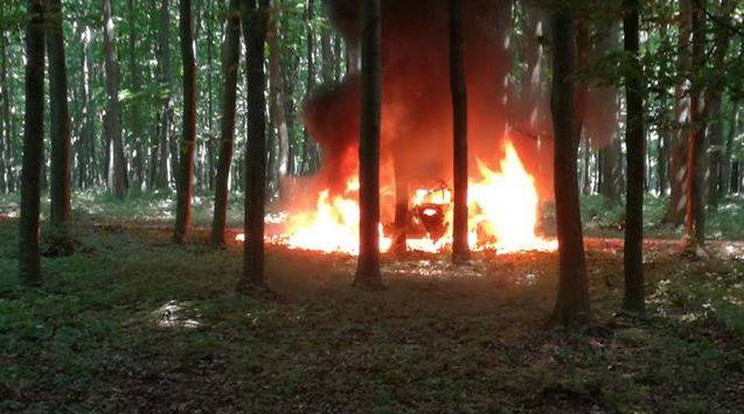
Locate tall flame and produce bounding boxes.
[249,140,556,255]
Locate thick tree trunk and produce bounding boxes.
[239,0,270,290]
[622,0,645,314]
[685,0,707,250]
[127,0,145,191]
[19,0,46,286]
[550,8,591,325]
[174,0,198,244]
[354,0,382,289]
[705,0,735,210]
[211,0,242,247]
[450,0,469,263]
[665,0,692,225]
[47,0,73,237]
[103,0,128,199]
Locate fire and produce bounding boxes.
[468,142,557,253]
[239,140,556,255]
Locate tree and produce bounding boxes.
[19,0,46,286]
[354,0,383,289]
[622,0,645,314]
[153,0,173,189]
[126,0,145,191]
[102,0,127,199]
[550,6,591,325]
[705,0,735,210]
[211,0,242,247]
[174,0,198,244]
[450,0,469,263]
[47,0,72,240]
[238,0,270,291]
[267,13,290,191]
[685,0,707,250]
[665,0,692,225]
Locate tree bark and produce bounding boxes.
[127,0,145,191]
[103,0,128,199]
[450,0,469,263]
[211,0,242,247]
[0,32,8,193]
[550,7,591,325]
[301,0,317,175]
[622,0,645,314]
[239,0,270,290]
[665,0,692,225]
[47,0,73,237]
[704,0,735,210]
[268,16,290,187]
[354,0,382,289]
[155,0,173,189]
[685,0,707,250]
[19,0,46,286]
[174,0,198,244]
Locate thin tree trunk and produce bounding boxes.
[19,0,46,286]
[722,103,739,195]
[392,152,408,254]
[685,0,707,250]
[450,0,469,263]
[127,0,145,191]
[301,0,316,175]
[238,0,270,290]
[0,33,8,193]
[268,17,290,187]
[705,0,735,210]
[550,7,591,325]
[103,0,127,199]
[174,0,198,243]
[47,0,73,237]
[623,0,645,314]
[211,0,242,247]
[156,0,172,189]
[354,0,382,289]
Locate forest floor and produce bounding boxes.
[1,193,744,413]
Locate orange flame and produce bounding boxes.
[240,140,556,255]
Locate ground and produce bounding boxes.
[1,193,743,413]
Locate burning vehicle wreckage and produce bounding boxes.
[240,0,558,256]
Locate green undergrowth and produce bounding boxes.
[1,218,742,413]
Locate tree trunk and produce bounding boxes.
[211,0,242,247]
[685,0,707,250]
[622,0,645,314]
[239,0,270,290]
[19,0,46,286]
[174,0,198,244]
[300,0,317,175]
[450,0,469,263]
[268,16,290,188]
[127,0,145,191]
[550,7,591,325]
[665,0,692,225]
[103,0,127,199]
[704,0,735,211]
[47,0,73,238]
[392,152,408,254]
[0,33,8,194]
[722,103,739,195]
[156,0,172,189]
[354,0,382,289]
